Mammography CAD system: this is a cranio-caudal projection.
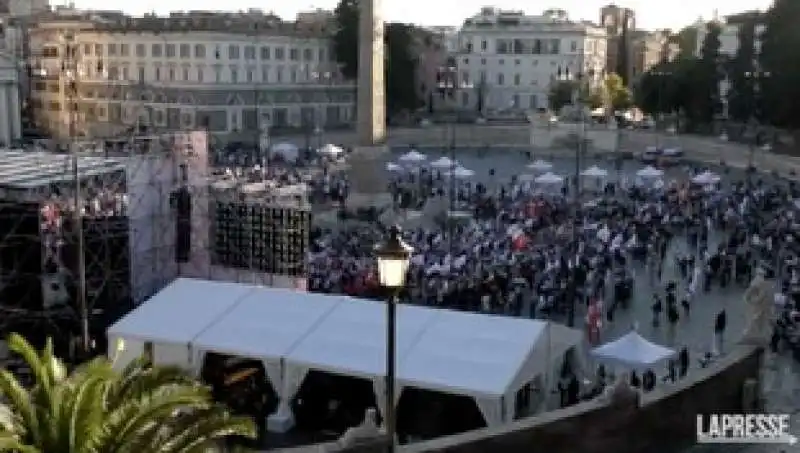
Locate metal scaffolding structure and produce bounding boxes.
[0,132,311,359]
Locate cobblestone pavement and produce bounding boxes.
[389,148,800,452]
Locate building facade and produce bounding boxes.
[456,7,607,112]
[28,10,356,141]
[630,30,675,79]
[600,4,635,84]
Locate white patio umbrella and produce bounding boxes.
[430,156,458,169]
[528,159,553,171]
[445,166,475,179]
[398,150,427,163]
[318,143,344,156]
[691,170,721,185]
[534,172,564,185]
[386,162,404,172]
[581,165,609,178]
[636,166,664,178]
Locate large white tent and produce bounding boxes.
[108,278,582,431]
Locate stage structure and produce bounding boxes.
[0,131,311,354]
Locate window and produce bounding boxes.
[247,69,254,82]
[94,44,103,56]
[480,58,486,65]
[214,46,221,59]
[151,44,162,57]
[179,44,190,58]
[289,48,299,60]
[260,46,271,59]
[197,67,204,82]
[165,44,176,58]
[529,94,537,109]
[571,41,578,52]
[275,47,285,60]
[244,46,256,60]
[262,66,270,82]
[230,68,238,83]
[276,66,283,83]
[514,73,521,85]
[461,91,469,106]
[497,73,504,85]
[120,44,129,56]
[318,48,326,61]
[83,44,91,56]
[228,45,240,59]
[121,66,129,80]
[303,48,313,61]
[107,43,117,56]
[479,70,486,82]
[290,67,297,83]
[463,58,469,65]
[481,40,487,51]
[182,67,189,81]
[137,66,145,82]
[550,39,560,54]
[512,94,519,108]
[194,44,206,58]
[214,67,221,82]
[515,59,520,65]
[155,67,161,81]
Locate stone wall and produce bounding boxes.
[272,345,763,453]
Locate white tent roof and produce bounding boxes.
[591,330,676,368]
[107,278,254,344]
[191,287,344,361]
[285,299,438,380]
[399,311,545,397]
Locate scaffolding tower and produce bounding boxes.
[0,130,311,357]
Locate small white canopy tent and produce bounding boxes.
[429,156,458,169]
[444,166,475,179]
[636,166,664,178]
[318,143,345,157]
[106,279,254,369]
[527,160,553,171]
[386,162,403,172]
[398,150,427,164]
[591,330,676,369]
[534,172,564,185]
[691,170,721,185]
[581,165,608,178]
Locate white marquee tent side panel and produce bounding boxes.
[107,278,256,370]
[282,300,439,426]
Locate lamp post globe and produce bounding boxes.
[376,225,413,289]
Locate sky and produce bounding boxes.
[67,0,773,31]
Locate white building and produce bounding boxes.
[29,10,356,141]
[694,20,766,58]
[455,7,607,112]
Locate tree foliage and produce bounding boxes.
[605,73,632,110]
[760,0,800,128]
[727,18,757,121]
[548,80,576,112]
[0,333,256,453]
[693,22,723,124]
[332,0,420,116]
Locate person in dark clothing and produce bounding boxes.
[714,310,727,353]
[567,375,580,405]
[678,347,689,378]
[652,294,663,327]
[642,369,656,391]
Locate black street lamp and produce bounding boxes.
[374,225,412,453]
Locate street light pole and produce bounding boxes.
[375,226,412,453]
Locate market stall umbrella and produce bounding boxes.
[581,165,609,178]
[318,143,345,157]
[636,166,664,178]
[444,166,475,179]
[691,171,721,185]
[534,172,564,185]
[398,150,427,164]
[430,156,458,169]
[527,159,553,171]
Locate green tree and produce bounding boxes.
[682,22,722,127]
[605,73,632,111]
[760,0,800,128]
[333,0,420,116]
[0,333,256,453]
[548,80,576,112]
[727,18,757,121]
[674,26,699,57]
[585,88,605,110]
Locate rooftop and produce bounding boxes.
[0,150,125,190]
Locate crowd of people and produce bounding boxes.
[305,153,800,398]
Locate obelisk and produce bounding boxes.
[347,0,392,210]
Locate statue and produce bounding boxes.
[741,268,774,346]
[332,408,383,450]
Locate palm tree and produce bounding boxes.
[0,333,256,453]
